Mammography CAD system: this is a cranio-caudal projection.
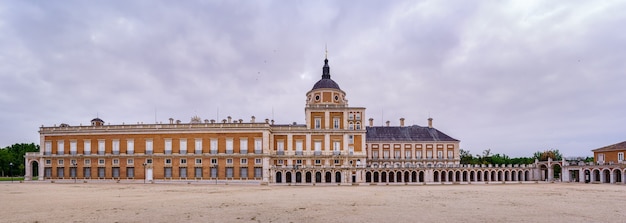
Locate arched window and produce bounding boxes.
[355,122,361,130]
[349,122,354,130]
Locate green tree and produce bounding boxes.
[0,143,39,177]
[459,149,474,164]
[533,149,563,161]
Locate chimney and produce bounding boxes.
[385,120,390,127]
[271,119,275,125]
[227,116,232,123]
[369,118,374,127]
[265,118,270,124]
[428,117,433,128]
[210,119,215,124]
[176,120,181,124]
[400,118,405,127]
[222,119,227,123]
[169,118,174,124]
[238,119,243,123]
[204,119,209,123]
[251,116,256,123]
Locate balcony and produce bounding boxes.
[295,151,303,156]
[226,150,233,155]
[240,150,248,154]
[314,151,322,156]
[255,149,262,154]
[333,151,341,155]
[277,151,285,155]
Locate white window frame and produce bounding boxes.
[127,158,134,165]
[98,159,105,165]
[196,138,204,154]
[84,159,91,165]
[179,138,187,154]
[210,138,218,154]
[277,141,284,152]
[165,158,172,165]
[195,158,202,164]
[145,139,153,154]
[164,138,172,154]
[113,159,119,165]
[211,158,217,164]
[618,152,624,161]
[180,158,187,164]
[70,140,77,155]
[57,140,65,155]
[254,138,262,153]
[226,138,233,154]
[126,139,134,155]
[295,140,303,154]
[45,141,52,155]
[241,158,248,164]
[333,117,340,129]
[98,140,105,155]
[255,158,262,164]
[314,117,321,129]
[314,141,322,152]
[58,159,64,165]
[112,139,120,155]
[240,138,248,154]
[226,158,233,164]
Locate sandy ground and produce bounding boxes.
[1,181,625,223]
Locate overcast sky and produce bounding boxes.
[1,0,624,157]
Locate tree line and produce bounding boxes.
[460,148,592,165]
[0,143,39,177]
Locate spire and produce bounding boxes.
[322,46,330,79]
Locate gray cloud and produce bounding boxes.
[1,0,625,157]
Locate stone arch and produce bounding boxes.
[381,171,387,183]
[389,171,395,183]
[602,169,611,183]
[325,171,332,183]
[419,171,425,182]
[335,171,342,183]
[286,171,292,183]
[396,171,402,183]
[434,171,440,182]
[448,170,454,182]
[366,171,372,183]
[404,171,410,183]
[312,171,319,183]
[295,172,302,183]
[592,169,601,182]
[612,169,622,183]
[373,171,380,183]
[276,171,282,183]
[25,159,40,180]
[411,171,417,183]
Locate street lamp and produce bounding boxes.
[142,163,147,184]
[9,163,13,182]
[214,165,218,185]
[72,161,78,183]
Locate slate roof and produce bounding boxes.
[366,125,459,142]
[312,78,341,90]
[91,118,104,123]
[591,141,626,152]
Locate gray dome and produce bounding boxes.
[312,78,341,90]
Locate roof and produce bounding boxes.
[366,125,459,142]
[91,118,104,122]
[592,141,626,152]
[312,78,341,90]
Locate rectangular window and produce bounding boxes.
[355,112,361,120]
[127,167,134,178]
[295,140,303,155]
[98,159,105,165]
[84,167,91,178]
[127,158,134,165]
[45,141,52,155]
[126,139,134,155]
[83,139,91,155]
[240,138,248,154]
[427,151,433,159]
[395,151,401,159]
[448,151,454,159]
[226,158,233,164]
[146,158,153,164]
[254,167,262,178]
[406,151,412,159]
[314,118,321,129]
[179,139,187,155]
[314,141,322,155]
[296,160,302,165]
[226,138,233,154]
[98,167,105,178]
[195,158,202,164]
[194,138,203,154]
[164,139,172,154]
[618,152,624,161]
[164,167,172,178]
[180,158,187,164]
[333,141,341,155]
[112,167,120,178]
[334,159,340,165]
[241,158,248,164]
[240,167,248,178]
[57,140,65,155]
[372,151,379,159]
[58,159,64,165]
[277,141,284,155]
[348,135,354,144]
[145,139,153,155]
[437,151,443,159]
[126,139,135,155]
[254,138,262,154]
[255,158,262,164]
[333,117,340,129]
[165,158,172,165]
[349,146,354,155]
[211,167,218,178]
[211,158,217,164]
[179,167,187,178]
[112,159,119,165]
[278,160,284,165]
[57,167,65,178]
[84,159,91,165]
[112,140,120,155]
[70,141,77,155]
[383,150,389,159]
[98,140,105,155]
[194,167,202,178]
[46,159,51,165]
[210,138,218,154]
[315,159,321,165]
[416,151,422,159]
[226,167,233,178]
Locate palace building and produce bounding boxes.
[25,55,551,185]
